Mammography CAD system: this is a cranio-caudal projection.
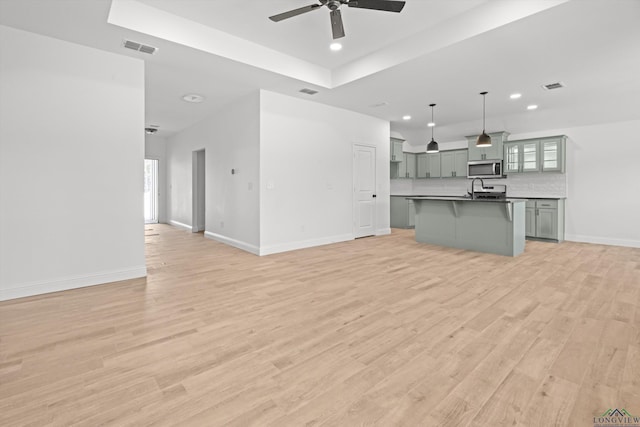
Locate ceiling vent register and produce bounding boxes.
[123,40,157,55]
[542,82,565,90]
[299,88,319,95]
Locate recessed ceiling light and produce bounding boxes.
[427,122,435,127]
[182,94,205,103]
[330,43,342,51]
[527,104,538,110]
[510,93,522,99]
[402,115,411,120]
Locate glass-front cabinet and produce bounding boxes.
[504,135,566,174]
[504,140,540,173]
[541,137,565,172]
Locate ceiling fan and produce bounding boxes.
[269,0,406,40]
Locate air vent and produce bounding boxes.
[123,40,157,55]
[542,82,565,90]
[370,101,389,108]
[299,88,318,95]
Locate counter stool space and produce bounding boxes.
[409,197,527,257]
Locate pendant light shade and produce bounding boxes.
[426,103,439,153]
[476,91,492,147]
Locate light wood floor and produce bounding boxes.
[1,225,639,426]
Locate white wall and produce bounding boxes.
[259,90,390,255]
[166,92,260,253]
[391,119,640,247]
[0,26,146,301]
[563,120,640,247]
[145,135,167,223]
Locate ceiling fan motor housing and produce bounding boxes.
[327,1,342,11]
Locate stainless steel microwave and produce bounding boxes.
[467,160,503,179]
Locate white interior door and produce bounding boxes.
[353,144,376,238]
[144,158,158,224]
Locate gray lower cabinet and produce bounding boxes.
[390,196,415,228]
[525,199,565,241]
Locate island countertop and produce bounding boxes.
[407,196,525,203]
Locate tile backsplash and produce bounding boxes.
[391,173,567,198]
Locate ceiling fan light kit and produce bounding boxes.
[269,0,406,40]
[476,91,492,147]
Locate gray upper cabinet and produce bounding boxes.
[416,153,441,178]
[416,153,428,178]
[504,140,540,174]
[390,138,404,162]
[466,131,509,161]
[405,153,416,178]
[540,136,566,172]
[505,135,566,174]
[396,152,416,179]
[440,150,468,178]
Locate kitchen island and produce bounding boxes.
[408,197,526,256]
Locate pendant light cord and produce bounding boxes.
[480,91,488,133]
[483,93,486,132]
[431,106,434,140]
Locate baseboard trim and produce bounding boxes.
[204,231,260,255]
[376,228,392,236]
[0,266,147,302]
[259,233,354,256]
[565,234,640,248]
[169,220,192,231]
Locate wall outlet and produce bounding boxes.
[267,181,275,190]
[220,221,224,228]
[248,182,253,190]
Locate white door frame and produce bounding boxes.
[144,158,159,224]
[191,149,205,233]
[352,143,377,238]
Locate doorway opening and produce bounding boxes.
[144,158,159,224]
[192,149,206,233]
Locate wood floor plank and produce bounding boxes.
[0,225,638,426]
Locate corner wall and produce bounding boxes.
[0,26,146,301]
[165,92,260,253]
[259,90,390,255]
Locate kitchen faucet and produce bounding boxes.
[470,178,485,199]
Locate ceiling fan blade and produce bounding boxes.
[347,0,405,13]
[269,4,321,22]
[330,9,345,39]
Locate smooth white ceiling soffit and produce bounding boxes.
[108,0,568,89]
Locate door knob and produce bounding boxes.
[372,194,377,198]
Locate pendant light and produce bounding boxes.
[476,91,492,147]
[426,103,439,153]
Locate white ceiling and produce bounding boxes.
[1,0,639,144]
